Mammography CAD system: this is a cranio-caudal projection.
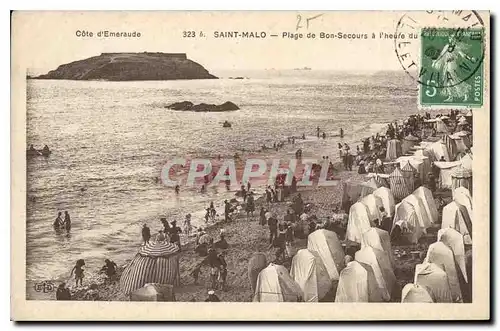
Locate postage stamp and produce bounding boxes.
[419,28,484,107]
[10,11,490,321]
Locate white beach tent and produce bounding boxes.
[335,261,384,303]
[442,201,472,245]
[433,160,461,189]
[346,202,373,243]
[428,140,452,162]
[360,194,384,223]
[386,139,403,161]
[290,249,332,302]
[361,227,395,269]
[307,229,345,281]
[401,283,434,303]
[424,242,463,302]
[435,118,449,133]
[373,187,395,218]
[412,186,439,224]
[460,153,473,171]
[355,246,397,302]
[392,201,424,244]
[438,228,467,283]
[414,262,453,303]
[401,194,432,230]
[253,263,303,302]
[451,165,473,193]
[453,187,472,217]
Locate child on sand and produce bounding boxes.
[70,259,85,287]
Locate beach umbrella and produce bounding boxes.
[401,162,416,192]
[120,241,180,295]
[389,167,410,201]
[451,165,472,194]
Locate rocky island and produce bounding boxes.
[166,101,240,112]
[32,52,218,81]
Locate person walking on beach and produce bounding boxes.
[174,184,180,195]
[142,224,151,245]
[340,128,344,138]
[183,214,193,238]
[53,212,64,230]
[316,126,320,138]
[224,200,231,222]
[70,259,85,287]
[169,221,182,249]
[63,211,71,231]
[209,202,216,220]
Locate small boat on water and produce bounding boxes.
[222,121,232,128]
[27,145,51,157]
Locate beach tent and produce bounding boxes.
[248,253,268,293]
[451,166,472,193]
[414,262,453,303]
[396,156,427,183]
[346,202,372,243]
[335,261,384,303]
[438,228,467,283]
[401,283,434,303]
[453,187,472,217]
[413,186,439,224]
[366,173,390,186]
[290,249,332,302]
[460,153,473,171]
[402,134,420,154]
[385,139,402,161]
[360,178,382,198]
[465,109,473,117]
[340,180,365,211]
[449,132,471,154]
[442,201,472,245]
[444,135,458,161]
[458,116,468,126]
[120,241,180,295]
[355,246,397,302]
[433,160,461,189]
[392,201,424,244]
[373,187,395,217]
[401,194,431,230]
[389,167,410,201]
[427,140,452,162]
[130,283,176,302]
[424,242,462,302]
[360,194,384,223]
[435,118,449,133]
[361,227,394,269]
[307,229,345,281]
[253,263,303,302]
[401,162,416,192]
[414,146,435,162]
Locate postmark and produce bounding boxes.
[394,11,485,107]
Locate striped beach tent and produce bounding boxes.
[389,167,410,201]
[401,162,416,192]
[120,241,180,295]
[451,165,472,194]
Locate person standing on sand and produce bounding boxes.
[265,188,272,205]
[267,213,278,245]
[316,126,320,138]
[161,218,170,234]
[245,193,255,220]
[142,224,151,245]
[70,259,85,287]
[322,132,326,139]
[259,207,267,226]
[169,221,182,249]
[63,211,71,231]
[174,184,180,195]
[183,214,192,238]
[224,200,231,222]
[340,128,344,138]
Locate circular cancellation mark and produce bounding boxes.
[394,10,485,89]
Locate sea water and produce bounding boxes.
[26,70,418,282]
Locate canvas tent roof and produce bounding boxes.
[389,167,410,201]
[355,246,397,301]
[435,118,449,133]
[335,261,384,303]
[361,227,395,269]
[360,194,384,223]
[453,187,472,217]
[307,229,345,281]
[414,262,453,303]
[346,202,372,243]
[437,228,467,283]
[392,201,424,244]
[290,249,332,302]
[442,201,472,245]
[401,283,434,303]
[460,153,473,171]
[428,140,452,162]
[451,165,472,178]
[412,186,439,224]
[433,160,462,189]
[373,187,395,218]
[253,263,303,302]
[424,242,463,302]
[402,194,432,230]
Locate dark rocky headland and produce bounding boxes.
[32,52,218,81]
[166,101,240,112]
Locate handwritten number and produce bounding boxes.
[296,15,302,31]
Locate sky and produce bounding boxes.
[11,11,487,74]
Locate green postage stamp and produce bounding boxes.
[419,27,484,107]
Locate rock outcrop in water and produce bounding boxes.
[32,52,218,81]
[166,101,240,112]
